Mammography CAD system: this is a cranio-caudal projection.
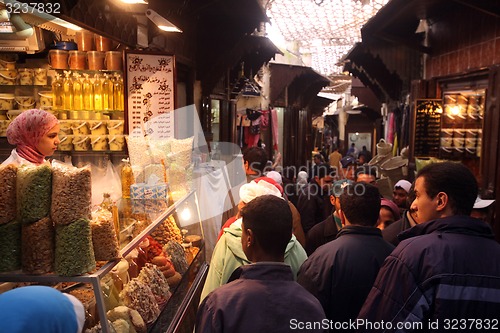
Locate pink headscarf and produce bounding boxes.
[6,109,59,165]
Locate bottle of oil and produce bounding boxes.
[72,73,83,110]
[93,73,103,111]
[52,73,64,110]
[103,74,114,111]
[113,73,124,111]
[100,192,113,211]
[62,70,73,110]
[121,158,134,199]
[83,73,94,111]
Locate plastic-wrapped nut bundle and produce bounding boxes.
[90,209,120,261]
[137,263,171,304]
[0,164,17,225]
[55,218,96,276]
[119,278,160,324]
[169,137,193,169]
[17,164,52,224]
[51,163,92,226]
[22,217,54,274]
[126,136,152,168]
[168,164,193,202]
[151,215,182,246]
[163,240,188,275]
[144,163,166,183]
[0,220,21,272]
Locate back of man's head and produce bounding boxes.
[240,195,292,257]
[339,183,381,226]
[243,147,268,175]
[355,165,377,181]
[315,163,333,179]
[417,162,478,215]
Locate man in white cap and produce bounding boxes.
[200,177,307,303]
[471,196,495,223]
[392,179,412,214]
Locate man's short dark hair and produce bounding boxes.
[339,183,381,226]
[243,147,268,175]
[315,163,333,179]
[416,162,478,215]
[240,195,292,256]
[355,165,377,179]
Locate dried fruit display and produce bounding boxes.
[91,210,120,261]
[17,164,52,224]
[119,278,160,324]
[21,217,54,274]
[51,164,92,226]
[55,218,96,276]
[0,220,21,272]
[137,263,171,303]
[163,240,188,275]
[151,215,182,245]
[0,164,17,225]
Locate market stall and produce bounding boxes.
[0,2,208,333]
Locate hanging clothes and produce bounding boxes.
[244,117,261,147]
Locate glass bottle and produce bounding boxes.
[102,74,114,111]
[100,192,113,211]
[93,73,103,111]
[62,70,73,110]
[52,73,64,110]
[72,73,83,110]
[82,73,94,111]
[113,73,124,111]
[121,158,134,199]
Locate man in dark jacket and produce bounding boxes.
[297,183,394,328]
[305,179,353,255]
[196,195,326,333]
[358,162,500,332]
[297,164,334,234]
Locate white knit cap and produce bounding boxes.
[266,171,283,184]
[239,179,283,203]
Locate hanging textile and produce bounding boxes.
[244,117,261,147]
[260,110,270,129]
[271,109,279,150]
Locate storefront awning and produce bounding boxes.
[269,63,331,107]
[341,43,402,101]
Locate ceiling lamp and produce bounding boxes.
[146,9,182,33]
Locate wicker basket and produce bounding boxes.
[376,139,393,156]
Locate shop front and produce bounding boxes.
[343,0,500,239]
[0,0,251,332]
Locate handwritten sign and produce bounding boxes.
[125,51,176,138]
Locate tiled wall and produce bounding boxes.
[426,8,500,78]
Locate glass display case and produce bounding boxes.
[0,190,207,333]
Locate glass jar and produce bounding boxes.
[18,68,33,85]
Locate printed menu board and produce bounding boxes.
[414,99,443,157]
[125,51,176,137]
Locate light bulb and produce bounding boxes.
[180,206,191,221]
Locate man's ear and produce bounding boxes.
[245,228,254,248]
[330,195,335,206]
[436,192,448,211]
[338,208,346,226]
[314,176,319,183]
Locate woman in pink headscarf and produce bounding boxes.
[2,109,60,166]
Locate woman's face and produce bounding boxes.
[36,123,60,157]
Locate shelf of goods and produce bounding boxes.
[0,189,207,333]
[0,61,126,155]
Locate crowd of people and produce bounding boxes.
[1,110,499,332]
[197,145,500,332]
